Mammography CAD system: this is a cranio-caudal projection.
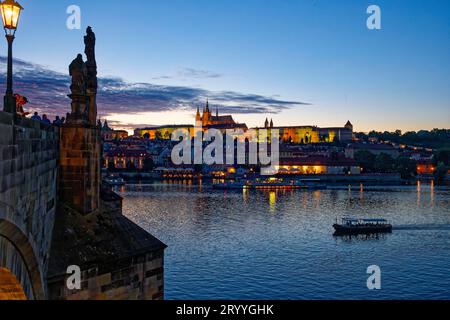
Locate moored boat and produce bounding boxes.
[105,177,126,186]
[333,218,392,236]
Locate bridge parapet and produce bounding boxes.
[0,111,59,299]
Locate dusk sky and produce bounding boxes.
[1,0,449,132]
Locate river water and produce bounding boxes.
[119,181,450,300]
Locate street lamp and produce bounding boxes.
[0,0,23,113]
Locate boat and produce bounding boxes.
[333,218,392,235]
[105,177,126,186]
[213,177,327,190]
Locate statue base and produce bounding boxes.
[67,94,89,125]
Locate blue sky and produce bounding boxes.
[3,0,450,132]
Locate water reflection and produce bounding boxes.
[119,181,450,299]
[269,192,277,212]
[334,232,389,242]
[417,180,421,206]
[242,188,250,202]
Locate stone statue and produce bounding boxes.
[84,26,98,125]
[67,26,99,125]
[84,27,96,63]
[69,54,87,96]
[84,26,97,90]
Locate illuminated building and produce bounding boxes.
[134,125,195,140]
[255,120,354,144]
[135,100,247,139]
[196,99,248,133]
[275,155,361,175]
[101,120,129,140]
[416,160,435,175]
[105,147,150,170]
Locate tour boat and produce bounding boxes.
[333,218,392,235]
[213,178,327,190]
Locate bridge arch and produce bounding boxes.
[0,268,27,300]
[0,219,46,300]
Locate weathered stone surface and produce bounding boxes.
[0,112,58,300]
[59,124,101,215]
[47,188,166,300]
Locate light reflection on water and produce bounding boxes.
[119,181,450,300]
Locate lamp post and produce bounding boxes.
[0,0,23,113]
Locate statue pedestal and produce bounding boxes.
[67,93,88,125]
[59,123,102,215]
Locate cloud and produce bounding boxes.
[152,67,223,80]
[0,56,310,121]
[177,68,223,79]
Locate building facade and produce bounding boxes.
[101,120,129,141]
[257,120,354,144]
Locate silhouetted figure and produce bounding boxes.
[31,112,41,121]
[53,116,62,126]
[42,114,51,125]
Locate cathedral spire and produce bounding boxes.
[216,107,219,118]
[196,106,201,122]
[264,118,269,128]
[205,98,210,113]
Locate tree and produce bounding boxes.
[142,157,154,172]
[126,160,136,171]
[434,149,450,166]
[395,156,417,179]
[434,162,448,184]
[374,153,395,173]
[107,158,114,169]
[354,150,376,173]
[330,151,339,161]
[194,164,203,173]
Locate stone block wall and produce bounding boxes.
[48,250,164,300]
[59,125,101,214]
[0,111,59,298]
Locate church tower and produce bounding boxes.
[195,106,202,123]
[264,118,269,129]
[345,120,353,132]
[202,99,212,126]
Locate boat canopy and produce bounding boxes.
[342,218,388,223]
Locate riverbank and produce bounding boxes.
[106,172,404,184]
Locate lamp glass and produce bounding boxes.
[0,0,22,31]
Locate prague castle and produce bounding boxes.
[258,118,354,144]
[135,100,353,144]
[196,99,248,132]
[135,100,247,138]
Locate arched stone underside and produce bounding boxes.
[0,268,27,300]
[0,219,46,300]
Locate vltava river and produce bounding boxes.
[119,182,450,300]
